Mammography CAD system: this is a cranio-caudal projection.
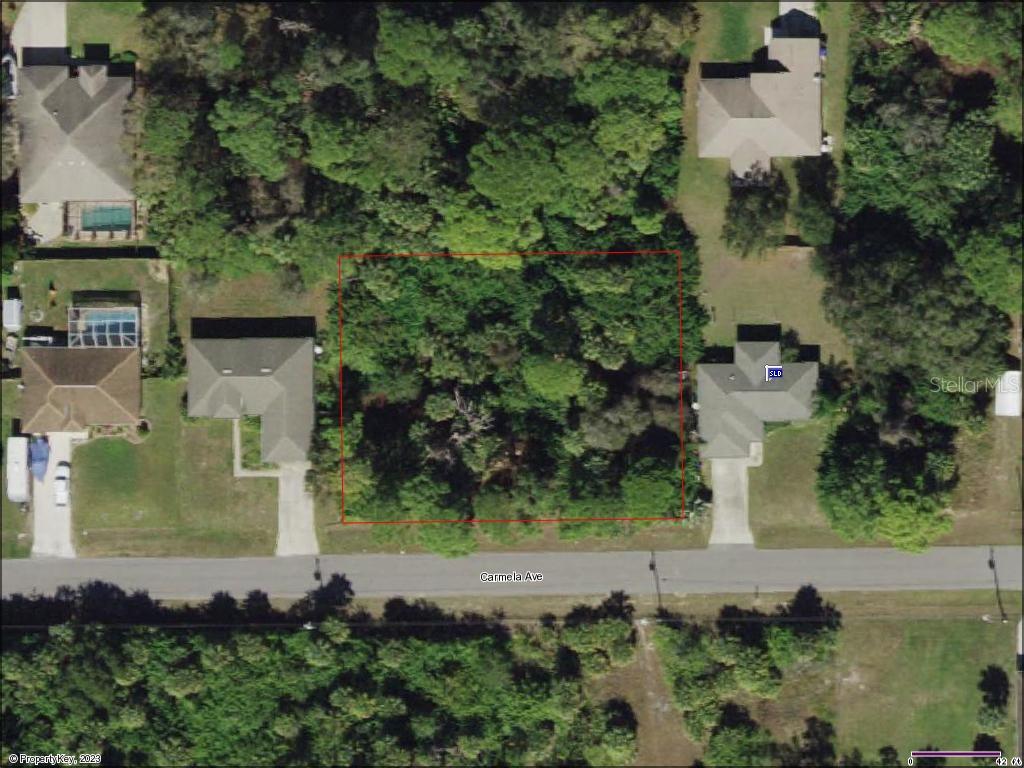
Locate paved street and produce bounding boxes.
[4,546,1021,601]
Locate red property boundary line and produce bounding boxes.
[336,250,685,525]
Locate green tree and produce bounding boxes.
[722,173,789,257]
[208,87,301,182]
[522,356,587,406]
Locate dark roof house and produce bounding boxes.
[16,54,134,204]
[20,347,141,433]
[696,341,817,459]
[187,338,314,463]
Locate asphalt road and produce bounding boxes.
[3,546,1021,601]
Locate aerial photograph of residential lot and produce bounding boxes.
[1,1,1021,766]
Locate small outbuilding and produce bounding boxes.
[994,371,1022,417]
[2,298,23,332]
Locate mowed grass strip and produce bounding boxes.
[944,415,1024,545]
[174,272,332,341]
[1,381,31,558]
[73,379,277,556]
[16,258,170,355]
[818,1,853,166]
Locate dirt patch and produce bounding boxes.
[592,622,702,766]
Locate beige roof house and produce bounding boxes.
[187,338,314,463]
[696,341,817,459]
[16,56,134,204]
[20,347,141,433]
[698,10,822,177]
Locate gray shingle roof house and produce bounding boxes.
[16,56,134,204]
[698,10,822,177]
[696,341,817,459]
[20,347,141,433]
[187,338,314,464]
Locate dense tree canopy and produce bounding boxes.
[811,1,1021,549]
[337,251,684,544]
[2,587,639,766]
[132,3,710,548]
[136,2,695,282]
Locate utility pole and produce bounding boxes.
[649,551,663,612]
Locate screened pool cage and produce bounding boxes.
[68,306,139,347]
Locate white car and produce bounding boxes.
[53,462,71,507]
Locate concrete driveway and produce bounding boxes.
[230,420,318,556]
[11,2,67,64]
[31,431,85,558]
[276,462,318,556]
[708,442,762,546]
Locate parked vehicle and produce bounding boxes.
[53,461,70,507]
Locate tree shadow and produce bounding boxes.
[564,591,635,628]
[978,664,1010,709]
[716,585,842,647]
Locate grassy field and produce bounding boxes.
[747,615,1020,758]
[15,258,170,355]
[944,415,1024,545]
[174,272,332,341]
[1,381,31,558]
[678,3,852,364]
[66,1,145,60]
[72,379,278,556]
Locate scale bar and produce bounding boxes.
[911,751,1001,758]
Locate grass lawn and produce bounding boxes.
[679,3,852,364]
[15,258,170,355]
[66,1,145,61]
[1,380,31,558]
[714,2,775,61]
[72,379,278,556]
[747,615,1020,757]
[944,415,1024,545]
[174,271,332,341]
[240,416,273,471]
[750,413,1023,548]
[748,418,859,549]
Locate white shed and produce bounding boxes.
[5,436,30,503]
[994,371,1022,417]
